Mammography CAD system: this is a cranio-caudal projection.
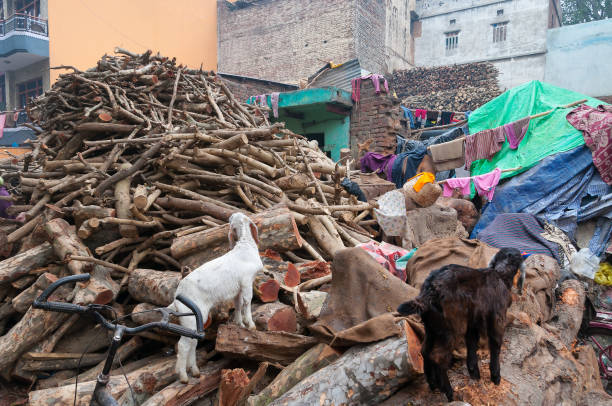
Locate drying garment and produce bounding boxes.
[429,137,465,171]
[408,172,435,193]
[476,213,561,262]
[360,152,397,182]
[0,114,5,139]
[473,168,502,201]
[503,117,530,149]
[351,74,389,102]
[391,141,427,188]
[441,111,454,125]
[566,104,612,185]
[464,128,505,170]
[442,176,471,197]
[270,92,280,118]
[400,106,415,129]
[340,178,367,202]
[425,110,439,127]
[13,111,19,121]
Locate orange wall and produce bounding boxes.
[48,0,217,83]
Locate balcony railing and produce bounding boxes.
[0,14,48,37]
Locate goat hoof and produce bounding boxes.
[247,323,256,330]
[468,369,480,380]
[190,366,200,377]
[491,375,501,385]
[179,373,189,384]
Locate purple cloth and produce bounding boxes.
[503,117,530,149]
[0,187,13,218]
[270,92,280,118]
[351,74,389,102]
[360,152,397,182]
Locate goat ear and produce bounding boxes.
[228,227,236,249]
[249,222,260,246]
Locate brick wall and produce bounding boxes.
[354,0,386,75]
[350,76,405,158]
[218,0,357,84]
[220,74,297,103]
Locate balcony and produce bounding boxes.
[0,14,48,69]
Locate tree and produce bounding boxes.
[561,0,611,25]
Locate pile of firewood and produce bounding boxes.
[390,62,502,111]
[0,48,377,405]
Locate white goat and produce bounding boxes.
[168,212,262,383]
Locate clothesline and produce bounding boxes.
[427,98,588,149]
[436,166,522,184]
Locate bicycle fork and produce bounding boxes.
[91,326,125,406]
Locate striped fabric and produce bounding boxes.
[464,127,506,170]
[477,213,561,262]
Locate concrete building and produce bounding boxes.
[413,0,561,90]
[0,0,49,112]
[545,18,612,99]
[217,0,416,85]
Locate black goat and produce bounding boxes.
[397,248,526,401]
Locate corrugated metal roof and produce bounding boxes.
[308,59,367,92]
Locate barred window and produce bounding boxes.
[445,31,459,53]
[492,22,508,43]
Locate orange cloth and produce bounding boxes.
[408,172,435,192]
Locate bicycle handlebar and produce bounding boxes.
[33,274,205,340]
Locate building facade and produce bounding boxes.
[0,0,49,112]
[217,0,416,85]
[413,0,561,90]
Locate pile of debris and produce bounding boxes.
[0,49,376,404]
[390,62,502,111]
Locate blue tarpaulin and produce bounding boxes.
[472,145,612,256]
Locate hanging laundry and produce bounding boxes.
[351,74,389,102]
[566,104,612,185]
[0,114,5,139]
[442,177,471,197]
[464,128,505,170]
[441,111,454,125]
[391,141,427,188]
[360,152,397,182]
[400,106,415,129]
[425,110,438,128]
[473,168,502,201]
[414,109,427,129]
[270,92,280,118]
[503,117,530,149]
[429,137,465,171]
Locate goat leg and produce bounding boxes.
[487,316,504,385]
[465,326,481,380]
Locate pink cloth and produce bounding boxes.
[473,168,502,201]
[503,117,530,149]
[270,92,280,118]
[351,74,389,102]
[0,114,5,139]
[414,109,427,119]
[442,177,471,197]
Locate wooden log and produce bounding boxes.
[156,196,235,222]
[269,320,423,405]
[54,323,111,354]
[72,264,119,306]
[133,184,148,210]
[218,369,250,406]
[139,360,229,406]
[171,206,302,259]
[28,353,224,406]
[213,133,249,150]
[44,218,93,275]
[11,272,58,313]
[21,352,107,371]
[69,202,116,229]
[246,344,340,406]
[274,173,310,190]
[253,274,281,303]
[128,269,180,306]
[296,291,327,321]
[252,302,297,333]
[0,242,54,283]
[306,216,343,258]
[114,163,139,238]
[75,122,137,134]
[215,324,318,365]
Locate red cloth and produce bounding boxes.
[566,104,612,185]
[464,127,505,170]
[0,114,5,139]
[357,241,409,281]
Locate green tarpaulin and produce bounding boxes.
[467,80,606,181]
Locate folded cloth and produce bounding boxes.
[503,117,530,149]
[441,111,454,125]
[429,137,465,171]
[473,168,502,201]
[464,128,505,170]
[408,172,435,193]
[443,177,471,197]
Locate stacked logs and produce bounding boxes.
[390,62,502,111]
[0,48,381,404]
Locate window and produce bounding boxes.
[450,19,456,25]
[492,22,507,43]
[17,77,43,108]
[445,31,459,53]
[15,0,40,16]
[497,9,504,16]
